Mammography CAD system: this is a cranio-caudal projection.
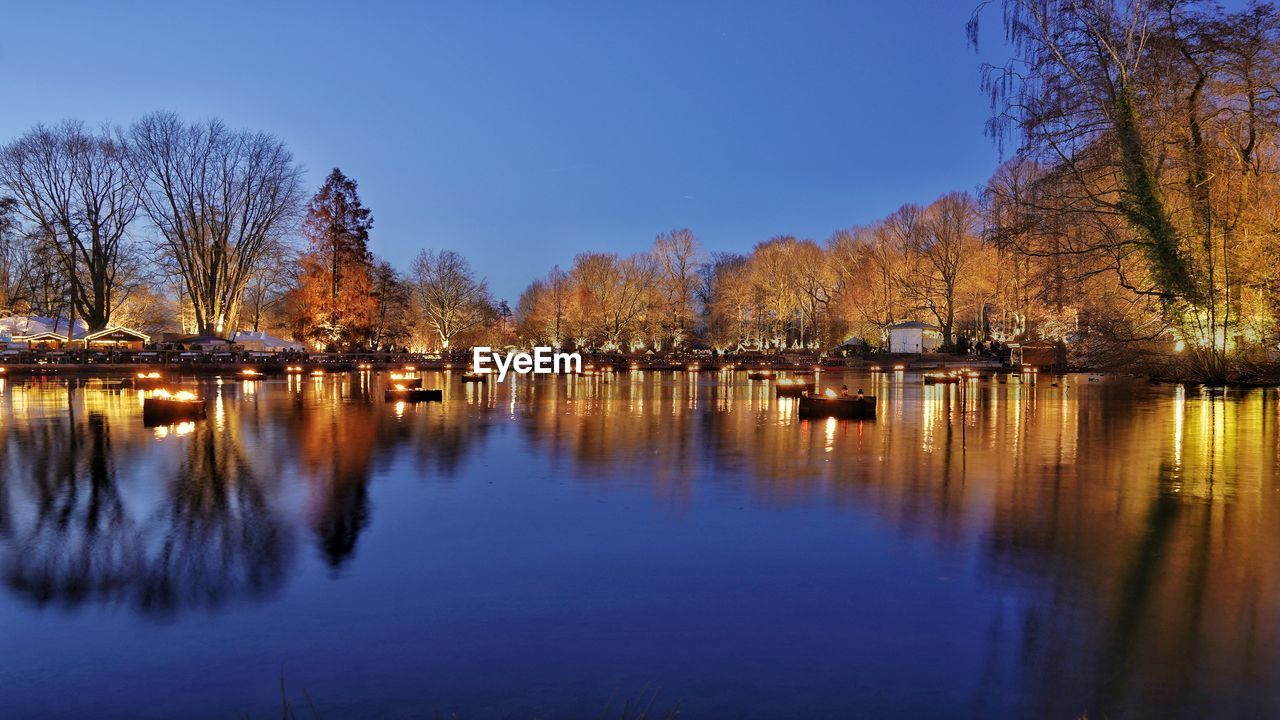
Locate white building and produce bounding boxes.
[887,321,942,354]
[231,330,304,352]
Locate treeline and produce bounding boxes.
[521,0,1280,381]
[516,194,1007,353]
[0,116,503,352]
[2,1,1278,381]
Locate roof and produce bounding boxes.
[231,330,304,350]
[14,330,73,341]
[85,326,150,342]
[170,334,235,344]
[2,315,88,339]
[888,321,939,331]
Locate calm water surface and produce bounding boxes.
[1,371,1278,719]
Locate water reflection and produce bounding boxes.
[0,373,1276,717]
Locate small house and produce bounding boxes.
[84,326,150,351]
[887,322,942,354]
[15,330,76,350]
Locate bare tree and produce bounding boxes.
[126,112,302,337]
[0,120,138,333]
[409,249,493,349]
[651,228,702,347]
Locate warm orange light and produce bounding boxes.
[869,365,881,372]
[311,369,325,377]
[392,383,407,391]
[285,366,303,373]
[403,365,416,371]
[152,389,198,402]
[241,369,262,377]
[893,364,905,371]
[137,372,161,379]
[823,388,837,398]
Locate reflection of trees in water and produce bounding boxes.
[511,375,1280,716]
[3,403,146,607]
[979,387,1280,717]
[137,416,294,615]
[0,384,295,616]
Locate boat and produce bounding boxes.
[142,389,207,425]
[775,377,815,397]
[797,391,876,419]
[388,372,422,388]
[746,369,774,380]
[460,372,488,383]
[923,372,961,385]
[384,386,442,402]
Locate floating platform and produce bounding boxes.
[384,387,442,402]
[460,372,488,383]
[746,370,775,380]
[797,394,877,419]
[142,394,207,425]
[923,373,961,385]
[388,374,423,388]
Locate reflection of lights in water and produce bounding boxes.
[824,416,836,452]
[394,400,406,419]
[152,421,196,439]
[1174,384,1186,469]
[243,380,256,395]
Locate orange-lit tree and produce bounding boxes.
[294,169,376,350]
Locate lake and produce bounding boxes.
[1,370,1278,719]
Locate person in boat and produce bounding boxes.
[840,385,849,397]
[856,388,864,399]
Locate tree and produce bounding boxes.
[900,192,982,349]
[368,261,413,351]
[409,249,493,350]
[652,229,702,347]
[294,169,377,350]
[127,112,302,337]
[973,0,1280,378]
[0,120,139,332]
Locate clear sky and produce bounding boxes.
[1,0,1014,301]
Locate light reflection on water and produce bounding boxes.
[0,372,1278,719]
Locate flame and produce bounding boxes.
[152,389,198,402]
[136,372,161,379]
[393,383,407,391]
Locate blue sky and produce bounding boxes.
[1,1,1013,300]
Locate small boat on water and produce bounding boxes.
[385,386,442,402]
[746,369,774,380]
[389,372,422,389]
[775,377,815,397]
[797,391,877,419]
[142,389,207,425]
[460,372,488,383]
[923,372,961,385]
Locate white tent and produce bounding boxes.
[231,330,304,352]
[887,322,942,354]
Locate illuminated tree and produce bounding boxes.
[0,121,139,332]
[127,112,302,337]
[294,169,376,350]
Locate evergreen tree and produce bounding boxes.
[295,168,376,349]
